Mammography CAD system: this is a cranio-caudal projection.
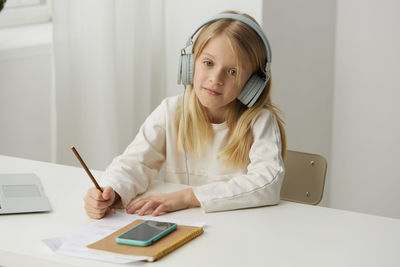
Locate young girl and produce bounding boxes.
[84,11,286,219]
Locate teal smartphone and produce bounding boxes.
[116,220,177,247]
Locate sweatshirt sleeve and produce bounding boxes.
[193,110,285,213]
[100,101,167,208]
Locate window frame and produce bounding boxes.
[0,0,52,28]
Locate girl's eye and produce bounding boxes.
[203,60,212,66]
[228,69,237,76]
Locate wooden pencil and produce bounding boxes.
[71,146,103,192]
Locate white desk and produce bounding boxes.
[1,155,400,267]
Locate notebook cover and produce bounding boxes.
[87,219,203,262]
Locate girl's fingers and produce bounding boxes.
[86,206,115,220]
[87,187,104,200]
[85,209,106,219]
[85,195,112,209]
[106,207,116,215]
[152,204,168,216]
[126,199,146,214]
[128,198,142,207]
[84,203,108,214]
[84,187,117,219]
[126,191,190,216]
[138,200,160,216]
[102,187,115,201]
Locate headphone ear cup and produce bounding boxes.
[177,54,183,84]
[238,74,266,107]
[177,54,194,85]
[187,54,194,84]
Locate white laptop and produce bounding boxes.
[0,173,51,214]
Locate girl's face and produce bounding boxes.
[193,35,252,123]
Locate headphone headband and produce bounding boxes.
[183,13,272,74]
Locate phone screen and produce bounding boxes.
[119,220,176,241]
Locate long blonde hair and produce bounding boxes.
[177,11,286,168]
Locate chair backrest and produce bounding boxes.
[280,150,327,205]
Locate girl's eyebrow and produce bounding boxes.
[200,52,215,58]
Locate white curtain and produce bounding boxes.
[52,0,264,170]
[52,0,166,170]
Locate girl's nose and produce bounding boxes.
[209,69,224,86]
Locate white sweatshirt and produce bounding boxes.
[101,95,285,212]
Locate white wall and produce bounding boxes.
[262,0,336,206]
[263,0,400,218]
[330,0,400,218]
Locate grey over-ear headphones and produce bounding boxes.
[177,13,272,108]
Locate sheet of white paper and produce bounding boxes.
[42,211,205,264]
[42,237,65,252]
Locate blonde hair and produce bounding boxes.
[177,11,286,168]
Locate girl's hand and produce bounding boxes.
[126,188,200,216]
[84,186,120,219]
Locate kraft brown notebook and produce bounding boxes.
[87,219,204,262]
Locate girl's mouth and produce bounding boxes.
[203,87,222,96]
